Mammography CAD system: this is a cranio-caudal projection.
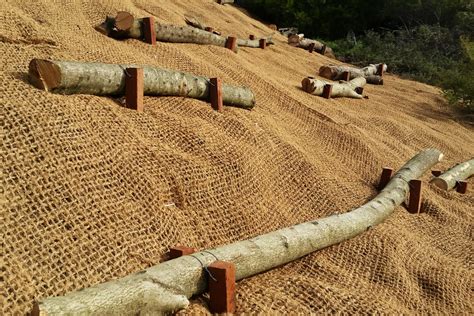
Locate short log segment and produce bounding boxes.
[302,76,366,99]
[32,149,443,315]
[319,64,387,85]
[288,35,335,58]
[28,59,255,109]
[430,159,474,190]
[97,12,273,49]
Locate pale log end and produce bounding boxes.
[431,177,449,190]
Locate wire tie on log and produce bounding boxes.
[120,65,131,77]
[201,250,220,261]
[189,254,217,281]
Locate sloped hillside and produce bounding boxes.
[1,0,473,314]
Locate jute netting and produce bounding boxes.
[1,0,473,314]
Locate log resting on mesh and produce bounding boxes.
[33,149,443,315]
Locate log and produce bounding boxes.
[96,12,274,49]
[28,59,255,109]
[301,76,366,99]
[217,0,234,4]
[430,159,474,190]
[237,37,274,48]
[319,64,387,85]
[288,35,335,58]
[184,15,221,35]
[32,149,443,315]
[184,15,206,30]
[278,27,298,36]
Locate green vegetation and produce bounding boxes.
[238,0,473,113]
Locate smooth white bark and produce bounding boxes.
[34,149,443,315]
[288,35,335,58]
[28,59,256,109]
[96,13,273,49]
[301,77,366,99]
[319,64,387,85]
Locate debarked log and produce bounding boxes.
[28,59,256,109]
[288,34,335,58]
[96,12,274,49]
[302,76,366,99]
[319,64,387,85]
[32,149,443,315]
[430,158,474,190]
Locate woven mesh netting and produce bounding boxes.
[1,0,473,314]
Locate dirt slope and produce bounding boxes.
[1,0,473,314]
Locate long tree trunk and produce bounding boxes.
[28,59,255,109]
[184,15,274,48]
[32,149,443,315]
[319,64,386,85]
[301,76,366,99]
[96,12,273,49]
[430,158,474,190]
[288,35,335,58]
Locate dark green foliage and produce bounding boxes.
[237,0,473,40]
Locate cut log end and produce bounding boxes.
[301,77,315,93]
[115,11,134,31]
[288,34,300,46]
[318,66,336,80]
[28,59,61,92]
[431,177,449,190]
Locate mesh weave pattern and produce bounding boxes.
[1,0,473,314]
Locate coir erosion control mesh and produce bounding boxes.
[1,0,473,314]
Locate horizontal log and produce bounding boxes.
[33,149,443,315]
[96,12,273,49]
[28,59,256,109]
[430,159,474,190]
[302,76,366,99]
[288,35,335,58]
[319,64,387,85]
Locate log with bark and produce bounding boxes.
[301,76,366,99]
[319,64,387,85]
[32,149,443,315]
[278,27,298,37]
[28,59,255,109]
[288,34,335,59]
[183,15,274,47]
[184,15,206,31]
[184,15,221,35]
[96,12,274,50]
[430,158,474,190]
[217,0,235,4]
